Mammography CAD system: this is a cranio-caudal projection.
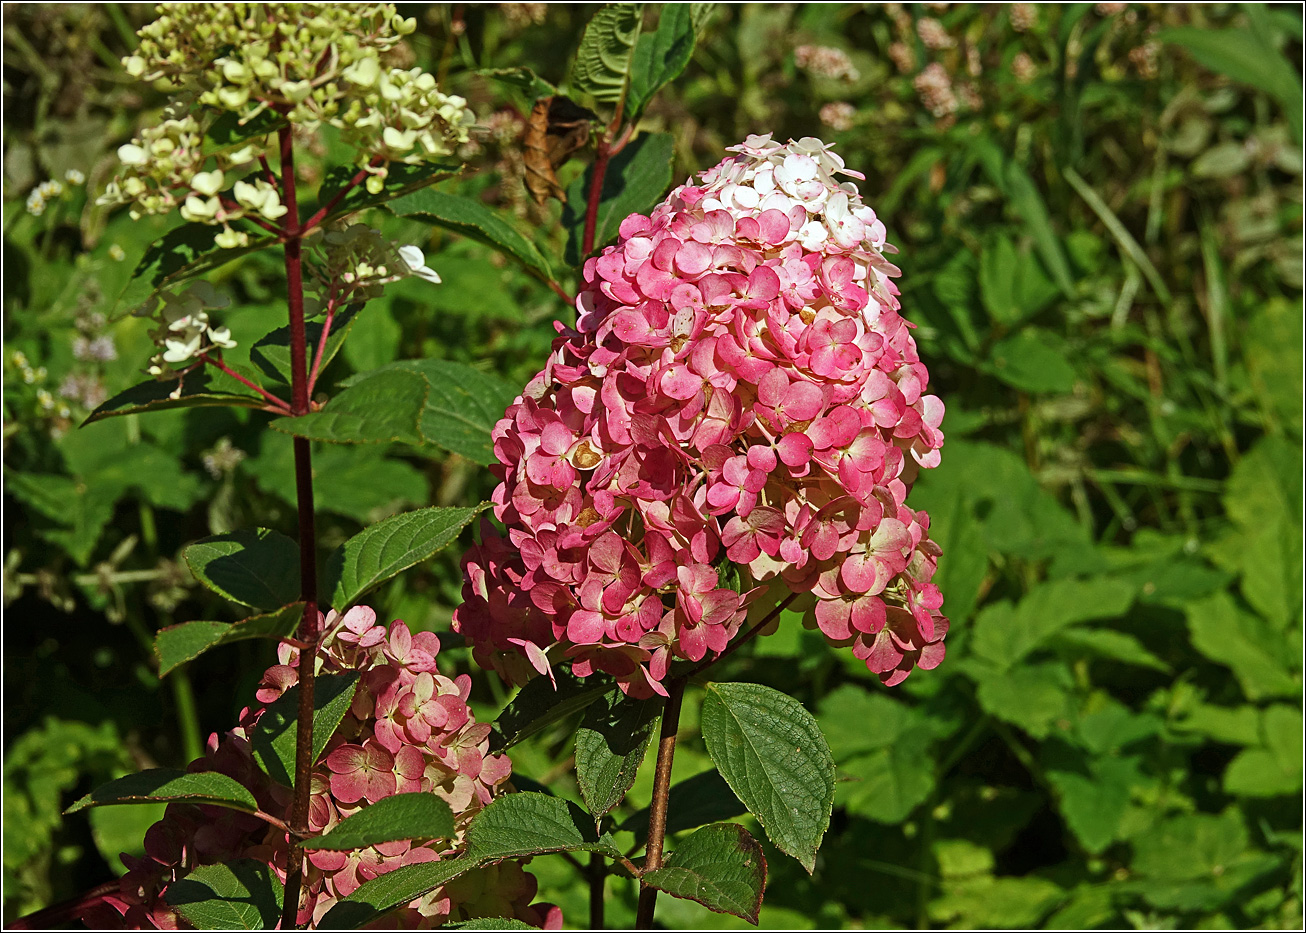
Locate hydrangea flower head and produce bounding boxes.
[84,607,559,930]
[454,135,947,698]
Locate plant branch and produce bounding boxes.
[634,676,686,929]
[278,123,321,932]
[581,103,626,258]
[305,285,339,397]
[302,158,382,233]
[217,196,283,235]
[197,352,293,412]
[589,852,605,930]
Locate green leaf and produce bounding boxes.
[249,302,365,388]
[972,661,1075,739]
[464,792,621,861]
[250,673,360,788]
[183,528,301,612]
[322,859,474,928]
[987,329,1078,394]
[116,223,277,312]
[155,603,305,677]
[929,874,1065,929]
[626,5,697,117]
[6,472,121,567]
[245,440,428,524]
[390,189,556,282]
[270,369,427,446]
[1223,705,1303,797]
[643,822,767,924]
[346,359,520,464]
[83,367,269,425]
[978,235,1059,325]
[839,729,936,825]
[165,859,283,931]
[300,793,455,850]
[564,131,676,262]
[313,160,461,224]
[1051,627,1170,672]
[204,109,287,155]
[571,3,645,106]
[87,801,167,874]
[574,691,661,817]
[66,769,258,815]
[1186,591,1299,701]
[969,577,1138,670]
[324,504,488,610]
[1001,161,1074,297]
[700,682,835,873]
[1045,747,1142,854]
[446,920,537,931]
[1159,26,1303,143]
[618,768,746,838]
[1062,165,1172,305]
[476,66,559,102]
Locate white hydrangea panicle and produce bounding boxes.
[134,281,237,379]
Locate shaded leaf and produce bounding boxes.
[251,673,360,788]
[84,367,269,425]
[700,682,835,873]
[321,858,473,929]
[183,528,301,612]
[300,793,455,850]
[627,5,698,117]
[324,504,488,609]
[575,691,661,817]
[313,160,461,225]
[66,769,257,815]
[619,768,746,838]
[116,223,277,313]
[249,302,365,388]
[165,860,283,931]
[204,109,286,155]
[564,131,675,262]
[491,667,615,752]
[155,603,305,677]
[987,330,1078,394]
[643,822,767,924]
[270,369,427,446]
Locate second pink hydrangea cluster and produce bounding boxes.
[85,607,559,930]
[454,134,947,698]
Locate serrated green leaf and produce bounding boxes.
[1224,705,1303,797]
[626,5,697,117]
[300,793,455,850]
[564,131,676,262]
[343,359,520,464]
[619,768,746,838]
[644,822,767,924]
[575,690,660,817]
[66,769,258,815]
[1052,627,1170,672]
[446,920,537,931]
[251,673,360,788]
[1045,747,1142,854]
[155,603,305,677]
[476,66,559,102]
[572,3,645,106]
[183,528,301,612]
[464,792,621,862]
[972,660,1075,739]
[491,668,615,752]
[321,858,474,929]
[165,859,283,930]
[390,189,555,281]
[312,160,461,225]
[83,367,270,425]
[700,682,835,873]
[979,235,1059,325]
[839,728,936,825]
[270,369,427,446]
[1186,591,1298,701]
[249,302,365,388]
[324,504,488,609]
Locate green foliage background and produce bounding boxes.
[3,3,1302,928]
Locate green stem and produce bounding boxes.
[170,668,204,763]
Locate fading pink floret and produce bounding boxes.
[455,134,947,693]
[84,608,558,930]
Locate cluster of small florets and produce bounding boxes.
[131,281,237,380]
[455,135,947,699]
[307,223,442,312]
[101,4,471,224]
[793,45,861,82]
[85,607,559,930]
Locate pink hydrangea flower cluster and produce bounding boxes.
[454,134,947,699]
[84,607,560,930]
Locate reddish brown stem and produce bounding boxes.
[306,286,338,397]
[198,352,293,411]
[218,195,283,235]
[279,123,320,932]
[635,677,686,928]
[581,134,612,258]
[302,158,381,233]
